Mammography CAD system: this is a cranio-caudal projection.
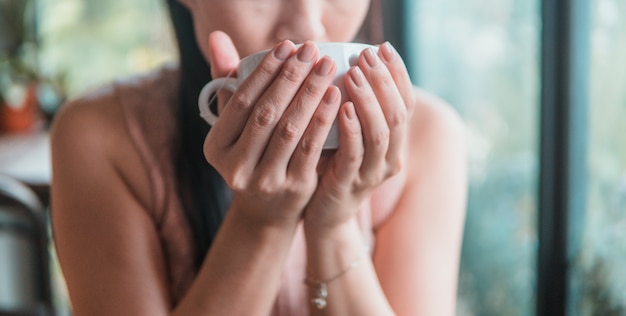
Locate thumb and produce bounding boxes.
[208,31,240,79]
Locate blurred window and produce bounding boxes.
[406,0,626,315]
[407,1,540,315]
[571,0,626,314]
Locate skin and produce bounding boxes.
[50,0,467,315]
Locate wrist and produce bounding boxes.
[303,215,360,244]
[226,203,300,240]
[302,199,363,237]
[304,217,367,269]
[229,198,301,231]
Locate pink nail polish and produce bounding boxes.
[349,67,365,87]
[380,42,396,62]
[274,41,293,60]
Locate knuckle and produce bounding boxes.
[299,137,321,156]
[225,169,247,191]
[347,125,362,138]
[255,175,285,195]
[229,179,245,192]
[302,82,324,99]
[280,64,303,85]
[251,177,272,194]
[204,152,219,171]
[253,105,279,128]
[344,119,362,137]
[388,108,408,128]
[278,120,301,142]
[313,110,335,127]
[387,157,404,177]
[341,149,364,165]
[360,171,385,188]
[370,128,390,148]
[289,97,306,115]
[229,93,251,114]
[288,176,315,194]
[284,181,302,195]
[256,60,278,78]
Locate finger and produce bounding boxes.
[234,41,319,165]
[377,42,416,117]
[206,32,241,128]
[288,85,341,176]
[345,65,389,181]
[260,56,337,172]
[332,102,364,182]
[207,31,240,79]
[208,40,296,149]
[359,47,408,177]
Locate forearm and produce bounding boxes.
[304,217,395,316]
[172,207,298,316]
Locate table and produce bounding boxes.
[0,132,51,205]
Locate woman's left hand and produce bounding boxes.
[303,42,416,235]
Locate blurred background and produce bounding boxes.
[0,0,624,315]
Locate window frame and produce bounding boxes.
[537,0,590,315]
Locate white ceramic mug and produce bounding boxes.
[198,42,377,150]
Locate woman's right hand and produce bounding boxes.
[203,32,341,228]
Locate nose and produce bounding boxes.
[274,1,326,43]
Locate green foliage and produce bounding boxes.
[37,0,176,98]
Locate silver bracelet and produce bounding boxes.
[304,245,370,310]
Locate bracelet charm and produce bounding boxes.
[311,282,328,309]
[304,245,370,310]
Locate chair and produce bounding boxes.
[0,174,52,316]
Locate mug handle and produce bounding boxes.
[198,77,239,125]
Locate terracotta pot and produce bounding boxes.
[0,83,41,134]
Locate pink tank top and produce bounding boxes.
[112,64,406,315]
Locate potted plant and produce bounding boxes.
[0,0,43,134]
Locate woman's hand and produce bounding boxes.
[303,42,416,235]
[204,32,342,228]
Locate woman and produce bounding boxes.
[50,0,467,315]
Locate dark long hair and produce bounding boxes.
[167,0,230,269]
[166,0,383,269]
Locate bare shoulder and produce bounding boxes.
[409,87,465,146]
[405,86,466,176]
[50,85,151,211]
[405,87,466,177]
[51,86,126,157]
[49,86,172,315]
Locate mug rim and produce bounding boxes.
[241,41,376,62]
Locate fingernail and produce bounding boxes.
[345,102,356,120]
[324,86,340,104]
[297,42,317,62]
[349,67,365,87]
[316,57,334,76]
[274,41,293,60]
[380,42,396,62]
[363,48,379,67]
